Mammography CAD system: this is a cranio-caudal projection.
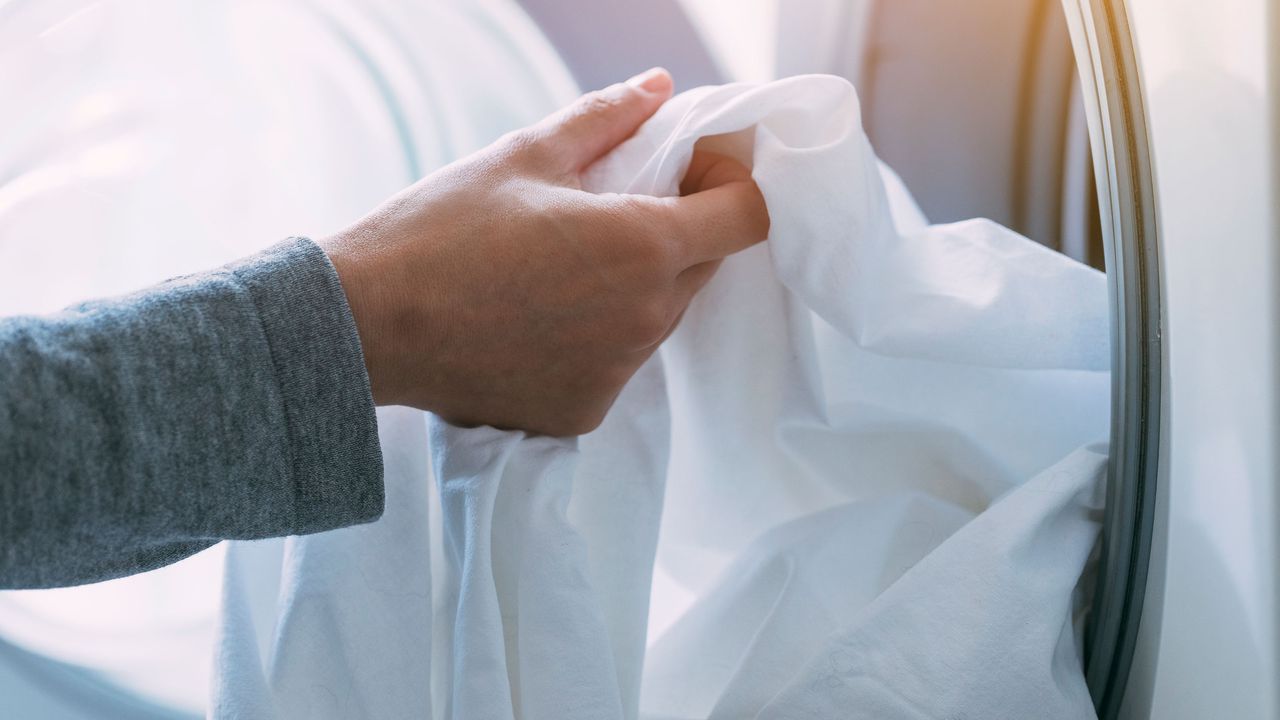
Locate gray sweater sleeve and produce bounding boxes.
[0,237,384,589]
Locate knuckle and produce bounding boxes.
[577,87,626,117]
[561,402,609,436]
[568,412,606,436]
[631,233,678,273]
[548,362,633,436]
[613,199,679,269]
[497,127,535,154]
[498,128,553,167]
[626,297,675,345]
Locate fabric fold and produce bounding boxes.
[431,422,625,720]
[214,73,1109,720]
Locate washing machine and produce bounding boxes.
[0,0,1275,717]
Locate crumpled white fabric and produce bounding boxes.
[212,75,1110,720]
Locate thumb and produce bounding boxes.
[542,67,673,171]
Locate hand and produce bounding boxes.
[319,68,769,436]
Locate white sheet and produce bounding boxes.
[213,75,1110,719]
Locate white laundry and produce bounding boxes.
[212,75,1110,720]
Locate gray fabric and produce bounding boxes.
[0,237,384,589]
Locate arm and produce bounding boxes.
[0,238,383,589]
[0,68,768,589]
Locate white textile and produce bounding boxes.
[213,75,1110,720]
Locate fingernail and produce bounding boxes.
[627,67,671,93]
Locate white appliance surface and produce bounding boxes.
[1120,0,1278,717]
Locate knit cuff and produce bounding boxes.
[226,237,384,532]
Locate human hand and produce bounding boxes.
[319,68,769,436]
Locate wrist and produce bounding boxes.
[317,234,401,406]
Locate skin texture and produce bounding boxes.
[320,68,769,436]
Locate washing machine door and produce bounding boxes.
[1058,2,1161,716]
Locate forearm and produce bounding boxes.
[0,237,383,589]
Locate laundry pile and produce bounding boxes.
[213,74,1110,720]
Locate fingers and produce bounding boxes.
[639,259,721,353]
[662,151,770,265]
[680,148,746,195]
[541,67,673,171]
[675,258,722,301]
